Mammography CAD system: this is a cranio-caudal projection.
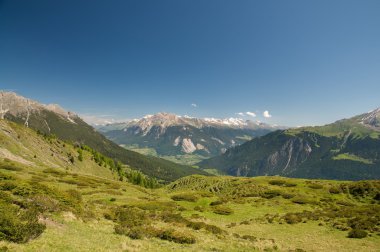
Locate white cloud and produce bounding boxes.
[263,110,272,118]
[237,112,245,116]
[191,103,197,108]
[246,111,256,117]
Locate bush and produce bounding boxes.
[210,200,223,206]
[186,221,224,234]
[0,202,46,243]
[194,206,205,212]
[186,221,204,230]
[28,195,60,213]
[262,190,282,199]
[268,180,286,186]
[160,212,189,226]
[284,182,297,187]
[115,207,149,228]
[241,235,257,242]
[115,225,145,239]
[284,213,302,224]
[329,187,341,194]
[291,197,314,205]
[373,193,380,201]
[171,193,199,202]
[308,184,323,189]
[213,205,234,215]
[348,229,367,239]
[43,168,66,177]
[204,224,223,235]
[281,193,295,199]
[0,163,23,171]
[0,172,14,181]
[155,229,196,244]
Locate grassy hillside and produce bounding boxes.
[5,111,208,182]
[0,156,379,251]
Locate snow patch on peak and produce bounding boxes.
[143,114,153,119]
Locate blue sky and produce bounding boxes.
[0,0,379,126]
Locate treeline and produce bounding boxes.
[78,144,161,188]
[37,131,160,189]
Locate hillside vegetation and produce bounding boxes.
[0,156,379,251]
[5,109,208,182]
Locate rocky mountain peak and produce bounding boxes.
[0,91,77,123]
[358,107,380,130]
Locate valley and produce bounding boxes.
[2,1,379,251]
[98,112,282,165]
[0,107,379,251]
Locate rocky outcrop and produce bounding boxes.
[181,138,197,153]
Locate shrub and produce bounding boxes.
[187,221,204,230]
[186,221,224,234]
[28,195,60,213]
[194,206,205,212]
[0,164,23,171]
[268,180,286,186]
[329,186,341,194]
[210,200,223,206]
[0,172,14,181]
[281,193,295,199]
[336,200,354,206]
[155,229,196,244]
[348,229,367,239]
[43,168,66,177]
[291,197,314,205]
[374,193,380,201]
[308,184,323,189]
[284,213,302,224]
[284,182,297,187]
[171,193,199,202]
[213,205,234,215]
[161,212,189,225]
[262,190,282,199]
[0,202,46,243]
[0,181,17,191]
[115,225,145,239]
[204,224,223,235]
[241,235,257,242]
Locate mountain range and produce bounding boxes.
[98,113,282,164]
[1,91,379,181]
[0,91,208,182]
[199,108,380,180]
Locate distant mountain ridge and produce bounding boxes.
[199,108,380,180]
[99,112,283,163]
[0,91,208,182]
